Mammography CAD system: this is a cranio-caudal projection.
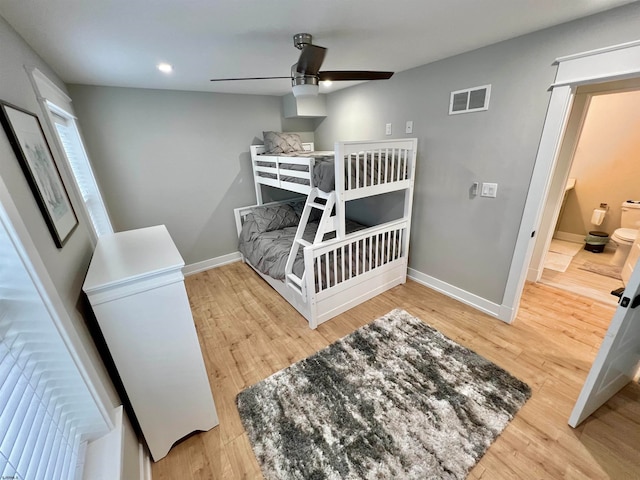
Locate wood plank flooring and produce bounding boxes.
[151,261,640,479]
[541,246,624,307]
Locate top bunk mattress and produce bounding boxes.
[255,152,335,192]
[255,150,409,193]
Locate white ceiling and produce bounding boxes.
[0,0,635,96]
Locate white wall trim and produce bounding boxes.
[25,65,102,247]
[408,268,504,320]
[82,406,124,479]
[554,231,586,244]
[139,443,152,480]
[554,39,640,64]
[0,175,114,429]
[182,251,242,276]
[555,231,615,253]
[25,65,73,107]
[502,39,640,324]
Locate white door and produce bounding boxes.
[568,260,640,427]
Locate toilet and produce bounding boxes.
[610,201,640,267]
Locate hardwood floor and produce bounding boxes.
[540,244,624,307]
[151,262,640,479]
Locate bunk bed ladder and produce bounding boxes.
[285,188,337,297]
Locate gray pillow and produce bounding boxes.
[252,204,300,232]
[263,131,303,154]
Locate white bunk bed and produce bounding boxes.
[234,138,417,329]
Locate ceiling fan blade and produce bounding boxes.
[210,76,290,82]
[296,45,327,76]
[318,71,394,81]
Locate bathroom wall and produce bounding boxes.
[557,90,640,237]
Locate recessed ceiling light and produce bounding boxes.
[157,63,173,74]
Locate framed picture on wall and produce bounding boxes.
[0,101,78,247]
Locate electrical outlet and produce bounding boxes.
[481,182,498,198]
[385,123,392,135]
[405,121,413,134]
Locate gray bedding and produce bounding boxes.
[256,151,407,193]
[239,214,365,282]
[239,202,402,291]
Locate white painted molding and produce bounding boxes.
[25,65,73,108]
[554,231,586,244]
[551,39,640,88]
[139,443,152,480]
[502,39,640,324]
[182,251,242,276]
[0,176,114,429]
[554,39,640,64]
[407,268,505,321]
[502,85,575,324]
[498,304,515,323]
[82,406,124,480]
[554,232,614,251]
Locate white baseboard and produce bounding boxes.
[407,268,509,323]
[182,252,242,276]
[139,443,152,480]
[554,231,585,244]
[555,230,616,252]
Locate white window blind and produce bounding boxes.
[0,221,105,479]
[51,110,113,238]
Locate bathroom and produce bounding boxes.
[539,88,640,305]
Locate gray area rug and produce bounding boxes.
[578,261,623,280]
[236,309,531,480]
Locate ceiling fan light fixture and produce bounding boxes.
[292,83,319,97]
[209,33,395,94]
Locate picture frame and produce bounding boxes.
[0,101,78,247]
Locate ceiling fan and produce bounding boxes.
[210,33,394,97]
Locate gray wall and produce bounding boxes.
[0,16,143,475]
[0,16,119,403]
[68,85,309,265]
[314,3,640,304]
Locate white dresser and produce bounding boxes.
[83,225,218,461]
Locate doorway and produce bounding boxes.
[501,39,640,324]
[531,83,640,306]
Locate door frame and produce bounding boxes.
[527,78,640,284]
[501,39,640,323]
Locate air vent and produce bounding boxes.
[449,85,491,115]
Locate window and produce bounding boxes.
[49,105,113,238]
[26,66,113,241]
[0,212,107,479]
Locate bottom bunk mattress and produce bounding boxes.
[238,202,404,292]
[239,214,365,281]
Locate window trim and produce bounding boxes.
[25,66,113,244]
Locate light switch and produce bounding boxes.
[385,123,392,135]
[481,182,498,198]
